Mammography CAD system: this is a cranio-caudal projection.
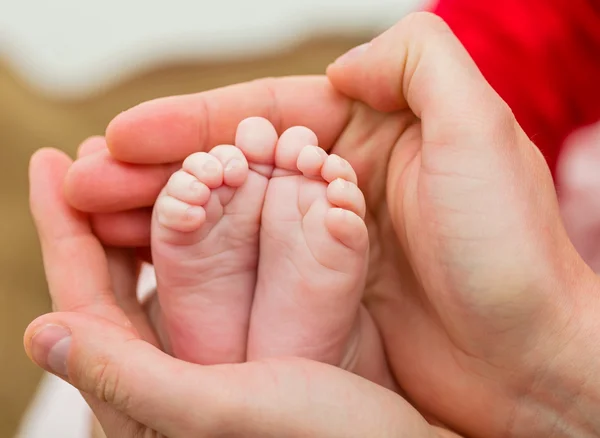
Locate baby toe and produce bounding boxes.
[325,208,369,252]
[274,126,319,174]
[165,170,211,205]
[326,178,366,219]
[321,154,357,185]
[235,117,278,168]
[155,194,206,232]
[209,145,249,188]
[297,145,328,178]
[182,152,224,189]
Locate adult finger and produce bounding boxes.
[105,76,351,164]
[77,136,107,158]
[33,146,161,433]
[105,247,158,346]
[29,148,131,329]
[74,138,159,343]
[327,12,519,153]
[74,136,157,250]
[327,11,565,262]
[65,77,352,212]
[24,313,439,438]
[91,209,152,247]
[65,149,180,211]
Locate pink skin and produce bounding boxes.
[151,117,369,366]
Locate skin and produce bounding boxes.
[151,118,375,374]
[26,148,455,438]
[558,121,600,271]
[25,12,600,438]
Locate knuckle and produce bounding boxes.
[488,100,519,140]
[128,423,166,438]
[89,355,132,412]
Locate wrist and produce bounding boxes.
[511,271,600,437]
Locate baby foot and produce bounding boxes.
[248,126,369,366]
[151,118,278,364]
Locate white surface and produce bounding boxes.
[14,374,92,438]
[0,0,421,98]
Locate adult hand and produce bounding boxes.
[25,148,454,438]
[61,12,600,437]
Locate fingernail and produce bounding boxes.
[30,325,72,376]
[333,43,371,65]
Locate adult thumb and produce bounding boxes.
[326,11,544,179]
[24,312,231,437]
[327,12,504,128]
[327,13,589,328]
[326,12,553,204]
[24,312,441,438]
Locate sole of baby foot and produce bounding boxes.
[247,126,369,366]
[151,117,278,365]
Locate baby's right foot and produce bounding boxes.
[248,125,370,367]
[151,118,278,364]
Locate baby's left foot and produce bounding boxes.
[150,118,277,364]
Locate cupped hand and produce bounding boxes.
[61,12,600,437]
[25,147,455,438]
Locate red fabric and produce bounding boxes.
[430,0,600,177]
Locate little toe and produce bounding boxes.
[297,145,328,178]
[155,194,206,232]
[273,126,318,176]
[235,117,278,174]
[165,170,211,206]
[209,145,249,187]
[325,208,369,252]
[327,178,366,219]
[182,152,224,189]
[321,154,357,184]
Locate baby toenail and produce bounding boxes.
[225,159,241,172]
[190,180,204,192]
[185,206,204,221]
[202,159,219,174]
[335,178,349,190]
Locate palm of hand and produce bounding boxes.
[327,99,575,434]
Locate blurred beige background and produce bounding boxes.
[1,1,421,436]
